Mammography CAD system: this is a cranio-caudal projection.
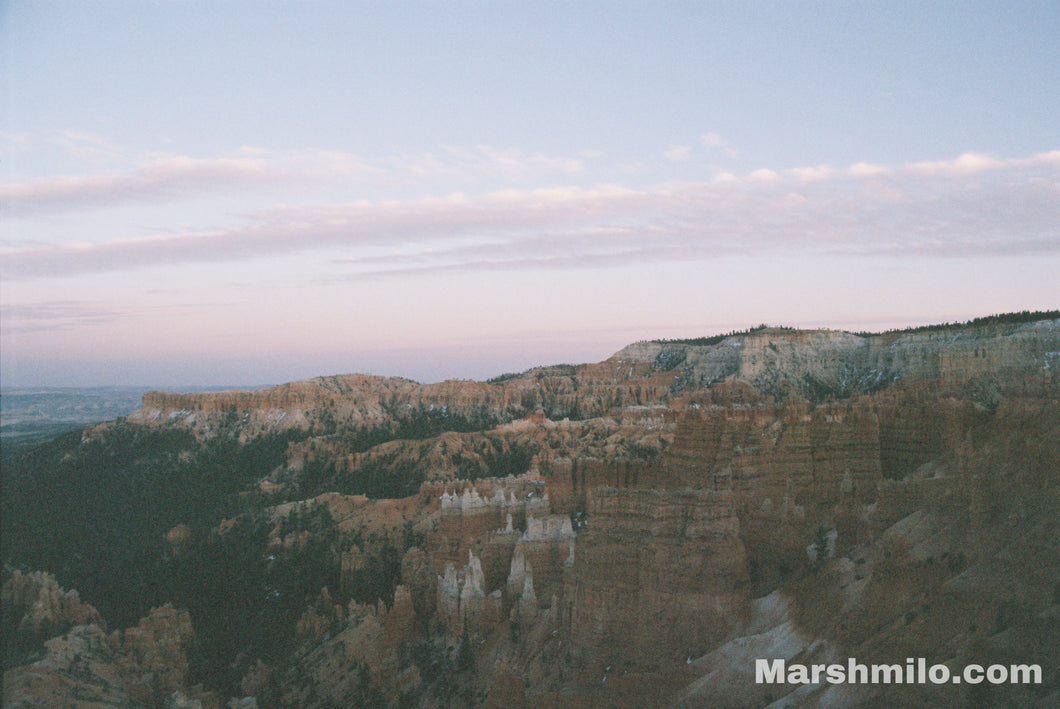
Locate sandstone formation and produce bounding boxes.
[2,568,103,642]
[2,571,215,708]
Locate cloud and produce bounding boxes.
[3,150,1057,281]
[325,226,701,280]
[701,132,739,159]
[747,168,780,183]
[848,162,889,178]
[2,156,279,216]
[786,165,833,182]
[48,130,131,163]
[330,245,691,281]
[1,300,160,333]
[2,143,588,217]
[909,152,1001,176]
[665,145,691,162]
[439,145,585,176]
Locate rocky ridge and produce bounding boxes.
[115,318,1058,451]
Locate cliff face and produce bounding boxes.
[6,315,1059,708]
[126,364,679,439]
[674,391,1060,708]
[120,318,1058,446]
[615,319,1059,396]
[565,487,749,671]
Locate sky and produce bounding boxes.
[2,1,1058,389]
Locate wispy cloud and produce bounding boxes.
[701,132,738,159]
[847,162,888,178]
[331,246,690,280]
[325,228,700,280]
[1,301,158,333]
[666,133,737,162]
[908,152,1002,176]
[3,156,278,216]
[2,143,588,217]
[47,130,132,164]
[785,165,833,182]
[3,151,1057,281]
[435,145,584,177]
[665,145,691,162]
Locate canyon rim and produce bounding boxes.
[3,312,1059,708]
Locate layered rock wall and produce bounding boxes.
[613,319,1060,398]
[564,487,749,671]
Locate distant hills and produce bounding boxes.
[0,387,151,453]
[0,385,271,454]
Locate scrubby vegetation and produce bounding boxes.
[852,309,1060,337]
[652,310,1058,348]
[654,323,794,347]
[303,450,427,499]
[389,403,501,438]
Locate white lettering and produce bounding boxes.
[788,664,810,684]
[754,659,1041,686]
[1009,664,1042,684]
[872,664,904,684]
[847,657,869,683]
[755,659,784,684]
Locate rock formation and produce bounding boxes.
[2,571,212,708]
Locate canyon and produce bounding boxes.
[3,313,1059,707]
